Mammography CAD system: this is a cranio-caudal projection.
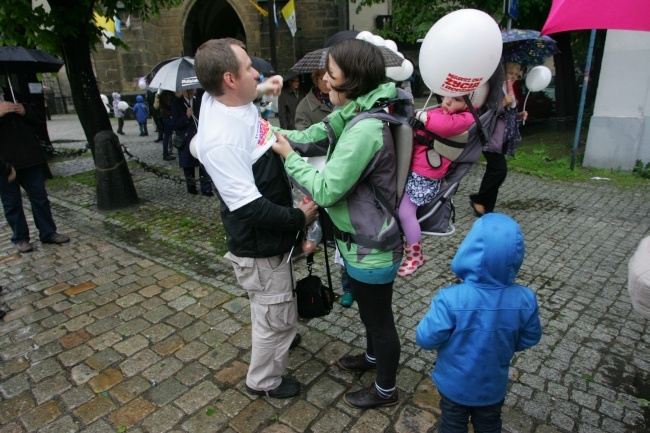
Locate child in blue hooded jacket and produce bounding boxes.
[416,213,542,433]
[132,95,149,136]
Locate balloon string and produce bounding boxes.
[421,92,434,111]
[522,91,531,126]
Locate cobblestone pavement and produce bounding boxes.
[1,114,649,433]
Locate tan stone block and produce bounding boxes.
[214,361,248,387]
[0,254,19,265]
[139,285,162,298]
[108,396,156,428]
[412,379,441,413]
[230,399,275,433]
[158,274,187,289]
[73,396,116,425]
[3,305,34,322]
[151,335,185,356]
[20,401,62,431]
[44,283,71,296]
[279,400,319,432]
[394,405,437,433]
[88,368,124,393]
[64,282,97,296]
[58,329,91,349]
[0,392,35,424]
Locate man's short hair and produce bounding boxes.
[195,38,246,97]
[326,39,386,100]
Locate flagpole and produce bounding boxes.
[267,0,278,71]
[571,29,596,170]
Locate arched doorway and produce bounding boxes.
[183,0,247,56]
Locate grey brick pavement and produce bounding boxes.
[0,114,649,432]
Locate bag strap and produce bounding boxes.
[319,213,333,291]
[461,94,489,146]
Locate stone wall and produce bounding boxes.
[93,0,342,94]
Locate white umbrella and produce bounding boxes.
[148,57,201,91]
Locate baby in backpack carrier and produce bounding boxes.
[397,96,476,277]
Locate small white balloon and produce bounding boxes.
[525,66,553,92]
[372,35,386,47]
[394,60,414,82]
[189,136,198,159]
[386,65,404,81]
[385,39,398,53]
[138,77,147,90]
[117,101,129,111]
[356,31,375,43]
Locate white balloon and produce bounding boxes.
[137,77,147,90]
[372,35,386,47]
[117,101,129,110]
[393,60,414,82]
[525,66,552,92]
[356,31,375,43]
[189,136,199,159]
[419,9,502,97]
[386,66,404,81]
[385,39,398,53]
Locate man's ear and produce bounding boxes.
[223,72,237,89]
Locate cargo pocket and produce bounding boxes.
[225,252,262,291]
[251,291,296,333]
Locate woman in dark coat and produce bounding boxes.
[171,89,213,196]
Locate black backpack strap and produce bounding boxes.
[462,94,489,146]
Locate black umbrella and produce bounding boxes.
[0,46,64,102]
[146,57,181,83]
[0,46,64,74]
[324,30,360,48]
[250,56,276,76]
[291,45,403,73]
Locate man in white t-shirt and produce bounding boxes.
[194,38,318,399]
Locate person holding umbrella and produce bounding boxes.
[0,86,69,253]
[171,88,213,196]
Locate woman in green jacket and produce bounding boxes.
[273,39,402,409]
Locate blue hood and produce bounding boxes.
[451,213,525,287]
[136,95,144,103]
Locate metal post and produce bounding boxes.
[570,29,596,170]
[267,0,278,71]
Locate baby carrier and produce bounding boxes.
[345,66,505,241]
[416,65,505,236]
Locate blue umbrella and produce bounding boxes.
[501,29,559,68]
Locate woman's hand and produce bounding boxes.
[272,131,293,159]
[518,110,528,121]
[502,94,515,107]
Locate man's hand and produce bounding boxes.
[186,107,194,118]
[257,75,283,98]
[272,131,293,159]
[0,102,23,117]
[8,166,16,183]
[297,200,319,226]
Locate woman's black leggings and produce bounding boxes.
[350,276,400,390]
[470,151,508,213]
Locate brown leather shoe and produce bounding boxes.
[344,383,399,409]
[43,233,70,244]
[338,353,376,372]
[15,241,34,253]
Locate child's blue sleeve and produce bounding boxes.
[515,301,542,351]
[416,293,454,350]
